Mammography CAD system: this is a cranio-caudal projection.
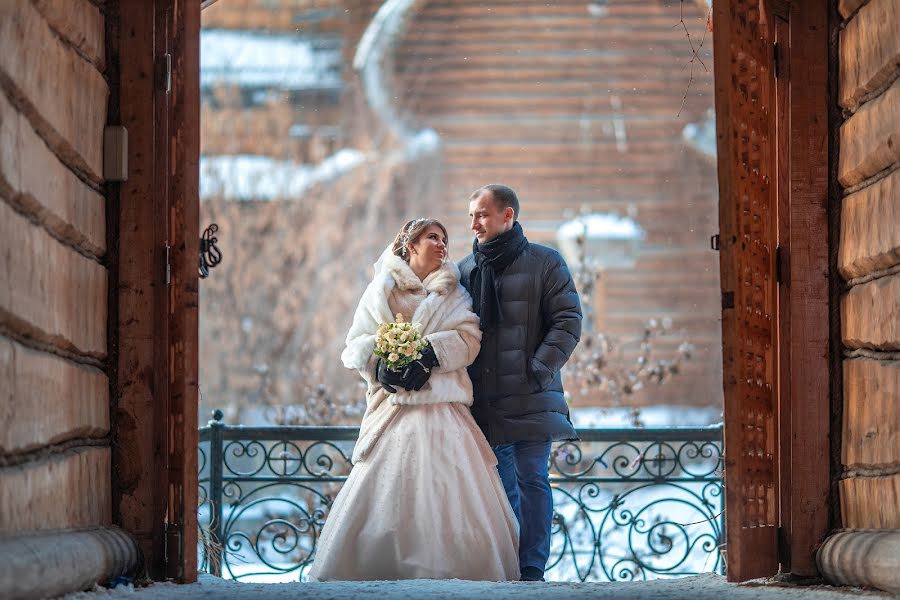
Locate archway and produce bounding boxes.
[112,0,832,583]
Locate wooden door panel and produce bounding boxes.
[159,0,200,582]
[713,0,780,581]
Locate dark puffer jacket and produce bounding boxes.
[459,242,582,445]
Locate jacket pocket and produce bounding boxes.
[528,356,553,392]
[525,357,542,392]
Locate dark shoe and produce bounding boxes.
[519,566,545,582]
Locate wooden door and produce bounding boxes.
[712,0,780,581]
[151,1,173,579]
[159,0,201,582]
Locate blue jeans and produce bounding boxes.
[493,441,553,573]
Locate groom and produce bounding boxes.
[459,184,582,582]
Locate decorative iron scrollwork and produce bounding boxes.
[198,421,724,582]
[200,224,222,279]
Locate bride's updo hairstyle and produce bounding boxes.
[391,218,449,263]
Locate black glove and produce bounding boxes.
[400,344,440,391]
[376,358,406,394]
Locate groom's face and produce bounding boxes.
[469,192,513,244]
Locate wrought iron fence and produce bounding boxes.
[198,413,724,582]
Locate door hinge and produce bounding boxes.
[159,53,172,94]
[773,42,781,79]
[777,525,790,566]
[710,233,720,251]
[165,243,172,286]
[776,245,787,284]
[721,291,734,310]
[164,522,183,575]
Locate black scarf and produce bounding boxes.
[470,222,528,331]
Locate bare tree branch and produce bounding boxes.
[677,1,713,117]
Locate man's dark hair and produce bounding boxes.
[472,184,520,221]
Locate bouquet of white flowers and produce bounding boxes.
[374,313,428,372]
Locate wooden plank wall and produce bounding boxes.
[0,0,111,533]
[836,0,900,530]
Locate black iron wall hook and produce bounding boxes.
[200,224,222,279]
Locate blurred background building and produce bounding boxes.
[198,0,721,426]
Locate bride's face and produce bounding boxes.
[408,225,448,275]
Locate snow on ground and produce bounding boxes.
[60,573,889,600]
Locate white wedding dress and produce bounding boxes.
[307,253,519,581]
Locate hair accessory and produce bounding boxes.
[400,218,427,257]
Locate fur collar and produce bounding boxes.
[381,253,459,295]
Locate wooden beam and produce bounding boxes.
[838,0,900,112]
[839,474,900,528]
[0,88,105,258]
[112,0,167,577]
[0,335,108,455]
[31,0,106,72]
[842,358,899,467]
[837,0,868,21]
[837,78,900,188]
[0,0,108,184]
[0,201,107,359]
[166,0,200,583]
[0,447,111,533]
[841,274,900,349]
[839,168,900,280]
[783,0,831,577]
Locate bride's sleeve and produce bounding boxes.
[424,287,482,373]
[341,282,380,383]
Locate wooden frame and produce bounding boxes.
[779,0,830,577]
[108,0,830,582]
[113,0,167,576]
[165,0,201,582]
[775,4,793,577]
[112,0,200,582]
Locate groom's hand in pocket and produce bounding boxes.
[529,356,554,392]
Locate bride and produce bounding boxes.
[307,218,519,581]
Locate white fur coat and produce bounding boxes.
[342,254,482,461]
